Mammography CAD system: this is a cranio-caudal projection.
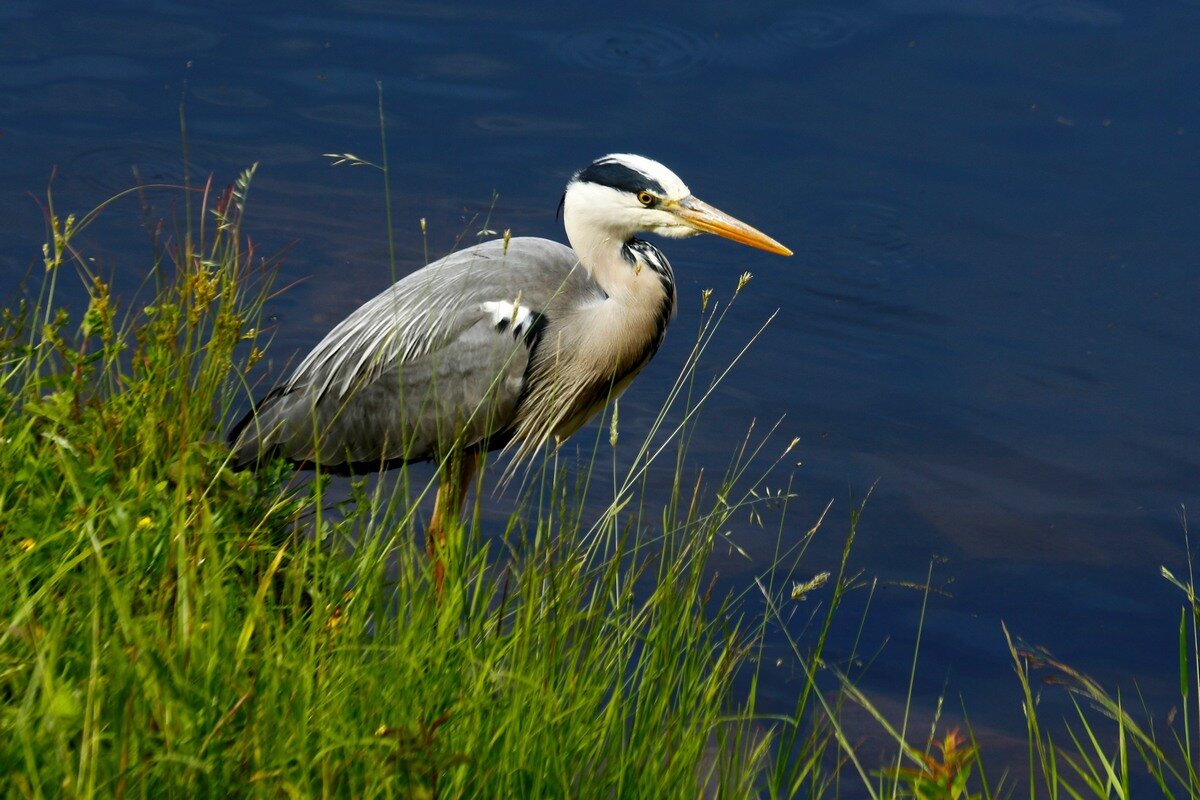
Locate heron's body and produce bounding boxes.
[228,154,790,588]
[228,235,674,471]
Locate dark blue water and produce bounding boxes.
[4,0,1199,781]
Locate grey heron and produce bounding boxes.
[228,153,791,585]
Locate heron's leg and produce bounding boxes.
[426,446,482,594]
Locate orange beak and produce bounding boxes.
[674,195,793,256]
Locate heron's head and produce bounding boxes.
[563,153,792,256]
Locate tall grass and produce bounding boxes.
[6,164,1200,800]
[830,542,1200,800]
[1004,542,1200,800]
[0,172,859,797]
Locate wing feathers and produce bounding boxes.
[229,237,584,470]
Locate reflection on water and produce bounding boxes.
[2,0,1199,780]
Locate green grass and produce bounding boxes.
[0,174,856,798]
[831,550,1200,800]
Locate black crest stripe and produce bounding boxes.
[575,159,666,196]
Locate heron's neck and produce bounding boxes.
[564,219,674,310]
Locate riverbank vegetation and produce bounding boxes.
[0,174,857,797]
[2,173,1198,798]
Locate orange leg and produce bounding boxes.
[426,446,481,595]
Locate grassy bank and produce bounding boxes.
[4,173,1199,800]
[0,175,855,798]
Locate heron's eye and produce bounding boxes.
[636,191,655,207]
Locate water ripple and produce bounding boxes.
[297,103,396,129]
[878,0,1122,27]
[556,25,714,78]
[0,1,35,20]
[0,55,145,87]
[712,9,870,68]
[830,199,919,270]
[1018,0,1123,26]
[60,13,221,56]
[759,9,860,49]
[192,85,271,109]
[473,115,586,135]
[60,141,207,196]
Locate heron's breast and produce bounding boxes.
[529,287,670,435]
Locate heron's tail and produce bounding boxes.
[225,387,288,470]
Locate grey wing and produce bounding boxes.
[228,237,591,471]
